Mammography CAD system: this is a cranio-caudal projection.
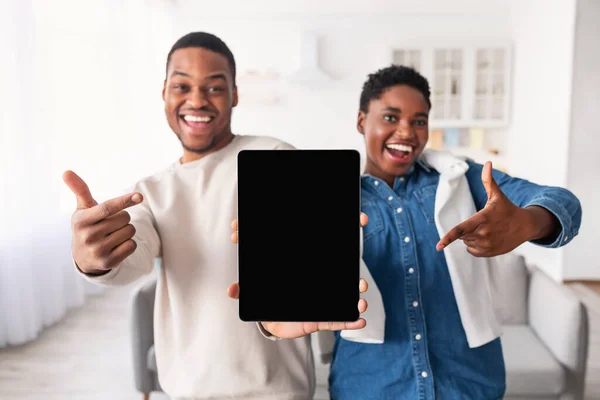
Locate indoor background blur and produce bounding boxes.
[0,1,598,399]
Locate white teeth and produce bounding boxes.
[183,115,212,123]
[386,143,413,152]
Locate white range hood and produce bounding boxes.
[287,31,333,84]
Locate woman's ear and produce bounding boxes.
[357,111,366,135]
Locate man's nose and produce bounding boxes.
[187,88,209,109]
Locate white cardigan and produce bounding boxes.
[319,149,502,361]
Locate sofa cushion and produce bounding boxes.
[147,344,157,372]
[528,269,586,371]
[502,325,565,396]
[489,253,529,325]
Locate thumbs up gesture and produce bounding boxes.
[62,170,143,275]
[436,161,536,257]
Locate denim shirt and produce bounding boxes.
[329,161,582,400]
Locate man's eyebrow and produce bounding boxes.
[171,70,191,78]
[205,73,227,81]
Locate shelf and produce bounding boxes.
[443,146,506,169]
[391,41,511,128]
[429,120,509,129]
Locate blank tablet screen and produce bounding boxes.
[237,149,360,322]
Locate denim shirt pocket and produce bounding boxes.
[414,184,437,223]
[360,200,384,241]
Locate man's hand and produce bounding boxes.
[62,170,143,275]
[228,213,370,339]
[227,279,369,338]
[436,161,558,257]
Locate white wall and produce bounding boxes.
[34,1,598,281]
[24,1,599,280]
[170,7,511,169]
[172,0,509,17]
[507,2,576,188]
[562,0,600,280]
[507,1,577,281]
[40,0,511,211]
[508,0,600,281]
[34,0,183,211]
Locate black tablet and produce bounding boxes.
[237,149,361,322]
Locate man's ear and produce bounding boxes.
[162,80,166,101]
[357,111,366,135]
[232,86,239,108]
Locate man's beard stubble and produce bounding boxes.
[179,135,218,154]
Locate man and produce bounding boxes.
[63,31,367,400]
[232,65,582,399]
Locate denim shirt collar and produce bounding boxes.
[361,159,431,190]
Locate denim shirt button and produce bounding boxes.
[404,237,411,243]
[388,196,393,201]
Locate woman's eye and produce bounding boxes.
[414,120,427,127]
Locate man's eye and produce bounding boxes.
[208,87,224,93]
[414,120,427,127]
[384,115,397,122]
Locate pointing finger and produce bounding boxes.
[436,214,483,251]
[85,192,143,224]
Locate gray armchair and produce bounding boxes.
[488,253,589,400]
[130,277,163,400]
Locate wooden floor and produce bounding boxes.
[0,281,599,400]
[0,282,161,400]
[582,282,600,296]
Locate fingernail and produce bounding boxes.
[131,193,142,203]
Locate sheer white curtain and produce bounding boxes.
[0,0,178,347]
